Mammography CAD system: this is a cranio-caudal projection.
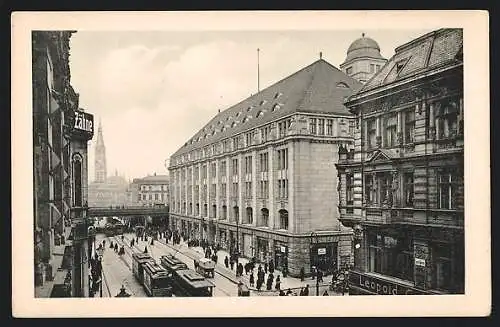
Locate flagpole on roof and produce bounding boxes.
[257,48,260,94]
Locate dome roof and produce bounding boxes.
[344,34,385,63]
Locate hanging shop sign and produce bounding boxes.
[415,258,426,267]
[317,248,327,255]
[68,110,94,140]
[280,246,286,253]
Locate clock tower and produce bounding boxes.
[94,120,107,183]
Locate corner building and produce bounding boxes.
[336,29,464,295]
[33,31,94,297]
[169,59,363,277]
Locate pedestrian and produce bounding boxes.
[264,262,268,274]
[311,266,316,280]
[269,260,275,274]
[144,246,148,254]
[275,275,281,291]
[150,238,154,246]
[282,265,288,278]
[256,278,262,291]
[303,284,310,296]
[114,243,118,252]
[323,290,329,296]
[286,288,293,296]
[223,256,229,269]
[266,273,274,291]
[300,267,305,282]
[317,269,324,283]
[121,235,124,241]
[230,260,235,271]
[249,272,255,287]
[103,240,106,248]
[110,241,114,249]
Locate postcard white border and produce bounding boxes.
[11,10,490,317]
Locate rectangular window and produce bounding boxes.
[404,109,415,144]
[318,118,325,135]
[370,64,375,73]
[223,140,230,152]
[367,119,377,149]
[310,118,317,134]
[435,99,459,140]
[245,156,253,174]
[403,172,414,207]
[245,182,252,198]
[232,159,238,176]
[211,162,217,177]
[260,126,271,143]
[379,173,393,205]
[259,152,269,172]
[211,183,217,198]
[220,161,227,177]
[384,113,398,147]
[221,183,227,198]
[438,172,459,209]
[346,173,354,206]
[364,174,375,204]
[149,194,153,200]
[326,119,333,135]
[155,193,159,201]
[277,148,288,170]
[259,180,269,198]
[232,182,239,196]
[368,231,414,282]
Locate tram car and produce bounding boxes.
[194,257,216,278]
[104,223,116,237]
[159,254,188,273]
[171,268,215,297]
[114,223,125,235]
[132,252,155,284]
[142,261,173,297]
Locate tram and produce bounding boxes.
[104,223,116,237]
[170,268,215,297]
[159,254,188,273]
[142,261,173,297]
[194,257,216,278]
[132,253,155,284]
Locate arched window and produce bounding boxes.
[233,206,239,223]
[212,204,217,218]
[72,154,83,207]
[336,82,350,88]
[279,209,288,230]
[272,103,281,112]
[222,205,227,220]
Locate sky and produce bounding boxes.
[69,29,433,182]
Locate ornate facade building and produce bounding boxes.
[340,33,388,84]
[33,31,94,297]
[336,28,464,295]
[88,123,131,207]
[169,58,362,277]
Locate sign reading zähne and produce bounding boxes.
[70,110,94,140]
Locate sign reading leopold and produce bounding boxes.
[69,110,94,140]
[349,270,432,295]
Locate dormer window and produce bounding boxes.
[396,59,407,74]
[336,82,349,88]
[272,103,281,112]
[247,106,254,112]
[274,92,283,99]
[256,111,264,118]
[260,100,267,106]
[231,122,237,128]
[242,116,251,123]
[236,112,241,117]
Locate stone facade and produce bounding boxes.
[33,31,94,297]
[336,28,464,295]
[169,59,361,277]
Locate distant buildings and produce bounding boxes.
[336,28,464,295]
[168,55,364,277]
[33,31,94,297]
[130,173,170,206]
[87,123,131,207]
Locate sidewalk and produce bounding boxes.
[176,240,340,296]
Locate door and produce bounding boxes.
[243,234,253,258]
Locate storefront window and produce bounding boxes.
[368,231,414,282]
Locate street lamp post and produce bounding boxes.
[310,232,319,296]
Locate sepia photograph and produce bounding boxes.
[12,11,490,317]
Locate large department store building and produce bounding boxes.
[336,28,464,295]
[168,54,368,277]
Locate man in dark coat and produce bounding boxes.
[266,273,274,290]
[224,256,229,269]
[303,284,310,296]
[269,260,275,274]
[300,267,305,281]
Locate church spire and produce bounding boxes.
[95,118,107,183]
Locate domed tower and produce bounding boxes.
[340,33,388,84]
